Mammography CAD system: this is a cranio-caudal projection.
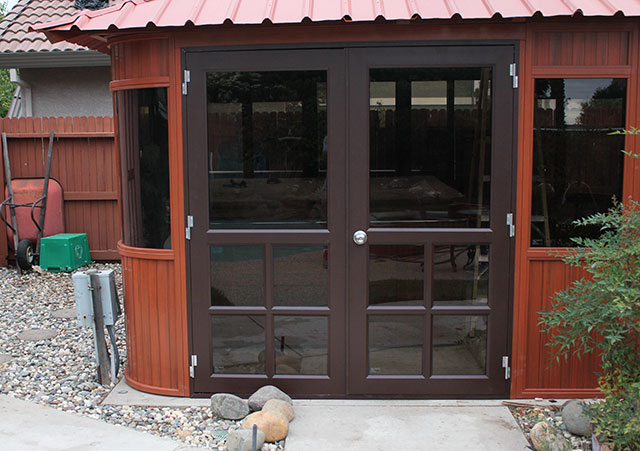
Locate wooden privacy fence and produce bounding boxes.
[0,116,121,264]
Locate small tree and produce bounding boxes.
[539,129,640,449]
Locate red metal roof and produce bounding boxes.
[35,0,640,35]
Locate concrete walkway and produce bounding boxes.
[102,381,531,450]
[286,400,530,451]
[0,395,198,451]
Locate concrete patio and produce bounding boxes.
[103,380,530,450]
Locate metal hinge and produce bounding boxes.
[185,215,194,240]
[189,354,198,378]
[506,213,515,238]
[182,70,191,95]
[509,63,518,89]
[502,356,511,380]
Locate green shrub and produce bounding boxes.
[539,200,640,450]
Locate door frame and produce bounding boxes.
[184,48,348,397]
[183,41,519,398]
[347,45,517,397]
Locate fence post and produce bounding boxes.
[0,118,7,266]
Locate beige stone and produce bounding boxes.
[530,421,571,451]
[262,399,295,422]
[241,410,289,442]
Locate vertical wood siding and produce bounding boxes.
[119,243,188,396]
[112,38,170,81]
[0,116,120,263]
[511,22,638,398]
[533,31,630,66]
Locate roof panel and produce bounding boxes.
[33,0,640,35]
[0,0,90,53]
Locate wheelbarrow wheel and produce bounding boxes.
[16,240,35,271]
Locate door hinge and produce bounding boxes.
[502,356,511,380]
[189,354,198,378]
[182,70,191,95]
[185,215,194,240]
[509,63,518,89]
[506,213,515,238]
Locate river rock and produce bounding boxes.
[263,398,294,422]
[211,393,250,420]
[530,421,572,451]
[17,328,57,341]
[248,385,292,411]
[226,428,266,451]
[561,400,591,436]
[241,410,289,442]
[52,308,76,319]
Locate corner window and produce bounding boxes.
[116,88,171,249]
[531,78,626,247]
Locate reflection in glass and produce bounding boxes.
[369,68,492,228]
[274,316,328,375]
[369,245,423,306]
[274,246,328,306]
[369,315,423,375]
[207,71,328,229]
[210,246,263,306]
[433,245,489,306]
[212,316,265,374]
[117,88,171,248]
[532,79,626,247]
[432,315,487,375]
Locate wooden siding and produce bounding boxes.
[0,116,120,263]
[119,242,188,396]
[111,37,170,90]
[517,258,600,396]
[510,22,640,398]
[533,31,630,67]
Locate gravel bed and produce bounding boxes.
[0,264,283,451]
[508,401,591,450]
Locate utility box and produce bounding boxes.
[72,269,120,327]
[40,233,92,272]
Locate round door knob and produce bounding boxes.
[353,230,368,246]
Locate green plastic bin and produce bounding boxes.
[39,233,92,272]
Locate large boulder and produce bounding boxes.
[263,398,295,422]
[210,393,249,420]
[226,428,266,451]
[561,400,592,436]
[248,385,292,411]
[530,421,572,451]
[241,410,289,442]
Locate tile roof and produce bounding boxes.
[0,0,88,53]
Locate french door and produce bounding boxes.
[185,45,515,397]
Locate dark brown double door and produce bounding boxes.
[185,45,515,397]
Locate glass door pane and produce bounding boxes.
[207,71,328,229]
[369,68,492,229]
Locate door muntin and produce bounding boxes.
[348,46,515,396]
[186,49,347,395]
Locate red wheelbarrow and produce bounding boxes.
[0,132,64,273]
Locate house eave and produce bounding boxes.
[0,50,110,69]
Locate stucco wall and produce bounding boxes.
[20,66,112,117]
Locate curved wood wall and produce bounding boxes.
[112,36,190,396]
[119,242,187,395]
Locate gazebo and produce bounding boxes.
[37,0,640,398]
